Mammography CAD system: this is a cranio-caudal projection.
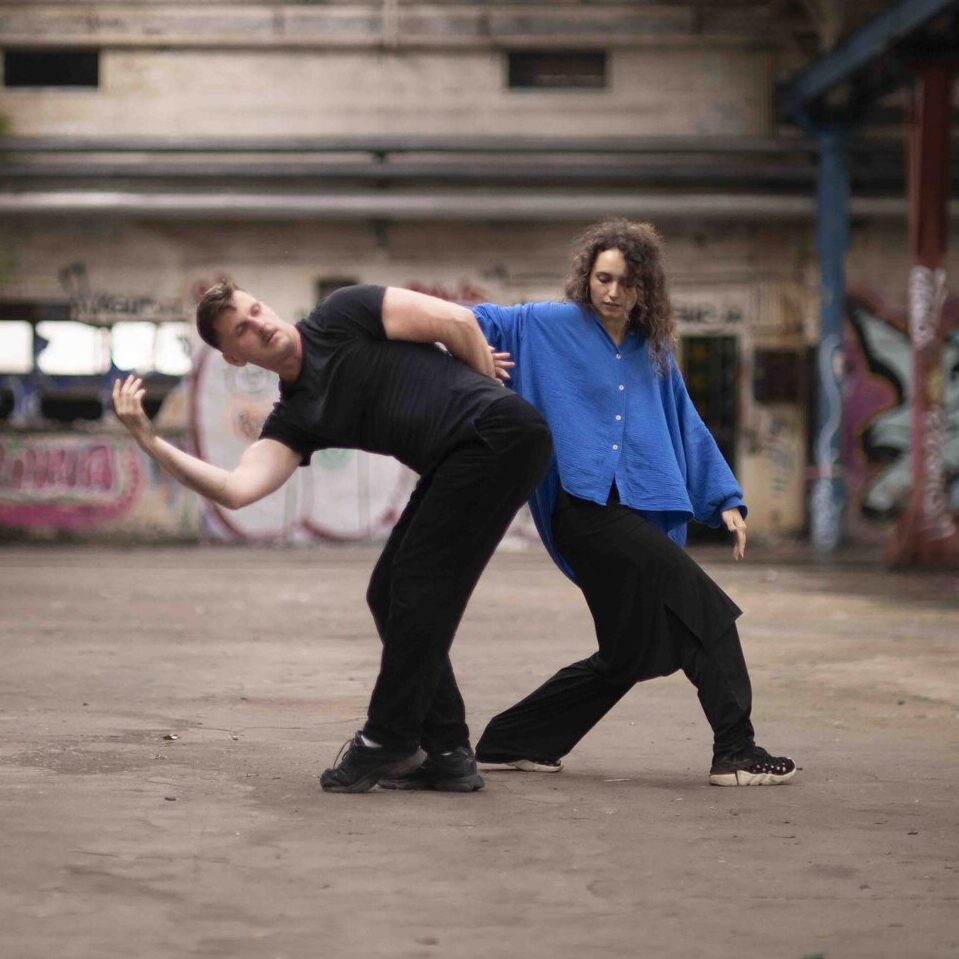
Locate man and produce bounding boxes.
[113,282,552,793]
[460,219,795,787]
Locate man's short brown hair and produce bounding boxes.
[195,281,238,350]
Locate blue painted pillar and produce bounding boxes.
[810,126,850,552]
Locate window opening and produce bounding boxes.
[508,51,607,90]
[4,49,100,88]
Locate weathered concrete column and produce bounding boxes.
[887,62,959,567]
[810,126,850,553]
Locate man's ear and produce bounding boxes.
[222,352,247,368]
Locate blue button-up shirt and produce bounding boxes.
[474,300,745,580]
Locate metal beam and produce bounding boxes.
[0,135,826,157]
[810,128,851,553]
[781,0,959,119]
[1,189,956,220]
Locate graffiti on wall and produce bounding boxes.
[842,288,959,540]
[59,263,188,324]
[0,433,200,535]
[673,288,749,328]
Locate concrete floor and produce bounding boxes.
[0,544,957,959]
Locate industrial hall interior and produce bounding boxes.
[0,0,957,566]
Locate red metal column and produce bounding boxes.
[887,62,959,567]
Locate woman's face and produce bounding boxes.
[588,248,639,325]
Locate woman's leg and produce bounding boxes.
[478,494,747,763]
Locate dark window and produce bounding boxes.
[508,51,607,90]
[40,393,103,423]
[4,49,100,88]
[681,335,739,542]
[753,350,802,404]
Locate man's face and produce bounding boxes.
[213,290,298,370]
[588,248,639,325]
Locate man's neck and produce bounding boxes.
[276,328,304,383]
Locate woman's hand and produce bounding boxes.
[722,508,747,561]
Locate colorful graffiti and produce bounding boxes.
[0,433,200,536]
[842,288,959,542]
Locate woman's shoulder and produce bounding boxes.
[522,299,589,327]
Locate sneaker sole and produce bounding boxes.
[379,772,485,793]
[709,767,796,787]
[321,747,427,794]
[478,759,563,773]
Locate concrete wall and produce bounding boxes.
[0,215,818,542]
[0,45,773,139]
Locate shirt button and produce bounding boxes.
[612,444,619,451]
[616,353,622,359]
[618,384,625,391]
[615,414,622,421]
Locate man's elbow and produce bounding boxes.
[219,480,259,511]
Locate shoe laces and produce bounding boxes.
[746,745,792,773]
[331,735,356,770]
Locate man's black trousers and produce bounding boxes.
[363,392,552,753]
[476,491,756,764]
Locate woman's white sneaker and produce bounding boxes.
[478,758,564,773]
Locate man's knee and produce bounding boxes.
[366,566,390,628]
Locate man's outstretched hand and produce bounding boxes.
[112,374,155,447]
[490,346,515,384]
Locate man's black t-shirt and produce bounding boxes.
[258,285,508,474]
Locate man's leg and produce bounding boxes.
[322,395,551,791]
[366,478,470,755]
[364,397,550,749]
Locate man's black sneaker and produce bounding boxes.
[379,746,485,792]
[709,744,797,786]
[320,732,426,793]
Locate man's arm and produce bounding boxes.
[381,287,497,380]
[113,375,301,509]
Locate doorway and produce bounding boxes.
[680,334,739,542]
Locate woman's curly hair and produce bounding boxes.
[564,218,676,373]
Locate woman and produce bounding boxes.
[472,218,795,786]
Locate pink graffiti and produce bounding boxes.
[0,442,115,494]
[0,440,143,528]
